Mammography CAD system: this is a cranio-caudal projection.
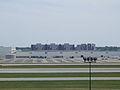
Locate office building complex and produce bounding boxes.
[76,43,96,50]
[31,43,96,51]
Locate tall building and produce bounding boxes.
[50,43,58,50]
[36,43,44,50]
[76,45,81,50]
[31,45,37,50]
[80,44,87,50]
[76,43,96,50]
[43,44,50,50]
[63,43,74,50]
[30,43,96,51]
[57,44,64,50]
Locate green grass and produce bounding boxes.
[1,88,120,90]
[0,65,120,68]
[0,80,120,89]
[0,72,120,78]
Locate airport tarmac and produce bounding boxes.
[0,58,120,64]
[0,68,120,73]
[0,58,81,63]
[0,77,120,81]
[1,63,120,66]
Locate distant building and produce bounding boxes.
[0,46,15,59]
[50,43,58,50]
[31,43,44,50]
[80,44,88,50]
[57,44,64,50]
[76,43,96,51]
[63,43,75,50]
[31,45,37,50]
[30,43,95,51]
[36,43,44,50]
[87,43,96,50]
[76,45,81,50]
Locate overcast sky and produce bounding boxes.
[0,0,120,47]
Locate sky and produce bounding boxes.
[0,0,120,47]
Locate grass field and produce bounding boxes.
[0,72,120,78]
[0,64,120,90]
[0,65,120,68]
[0,80,120,90]
[1,88,120,90]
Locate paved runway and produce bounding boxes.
[1,63,120,66]
[0,68,120,73]
[0,77,120,81]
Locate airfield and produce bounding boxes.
[0,57,120,63]
[0,58,120,90]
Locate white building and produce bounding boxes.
[0,46,15,59]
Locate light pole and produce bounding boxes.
[83,57,97,90]
[88,57,92,90]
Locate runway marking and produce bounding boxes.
[1,63,120,66]
[0,68,120,73]
[0,77,120,81]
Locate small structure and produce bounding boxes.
[5,54,16,59]
[0,46,14,59]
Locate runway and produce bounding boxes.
[1,63,120,66]
[0,68,120,73]
[0,77,120,81]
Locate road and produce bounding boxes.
[0,77,120,81]
[0,68,120,73]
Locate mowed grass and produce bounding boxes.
[0,65,120,68]
[0,72,120,78]
[0,80,120,89]
[1,88,120,90]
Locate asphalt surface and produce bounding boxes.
[0,68,120,73]
[1,63,120,66]
[0,59,82,63]
[0,77,120,81]
[0,58,120,64]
